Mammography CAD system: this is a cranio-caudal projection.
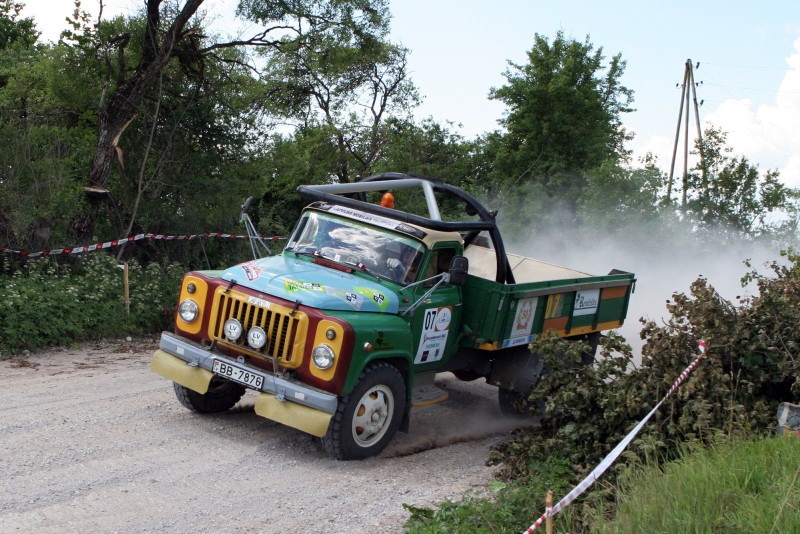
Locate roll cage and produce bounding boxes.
[295,173,515,284]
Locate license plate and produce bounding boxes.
[212,359,264,390]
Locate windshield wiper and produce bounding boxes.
[288,246,318,258]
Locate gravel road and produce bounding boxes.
[0,337,526,533]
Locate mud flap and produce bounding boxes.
[151,349,213,394]
[254,393,334,438]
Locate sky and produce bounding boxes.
[21,0,800,188]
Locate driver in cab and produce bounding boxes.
[387,245,420,284]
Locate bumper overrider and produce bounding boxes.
[151,331,337,437]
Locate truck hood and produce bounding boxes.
[220,255,399,314]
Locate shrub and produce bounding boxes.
[482,249,800,531]
[0,253,183,355]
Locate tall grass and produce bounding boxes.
[0,254,183,356]
[592,436,800,533]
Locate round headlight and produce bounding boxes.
[223,318,243,340]
[178,299,199,323]
[326,328,337,340]
[247,326,267,349]
[312,344,335,370]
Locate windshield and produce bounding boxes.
[286,210,425,285]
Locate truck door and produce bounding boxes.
[408,244,462,370]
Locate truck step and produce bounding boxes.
[411,384,449,407]
[411,371,448,407]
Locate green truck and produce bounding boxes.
[151,174,635,459]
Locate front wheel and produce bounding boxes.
[173,377,246,414]
[322,362,406,460]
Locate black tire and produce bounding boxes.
[498,387,545,418]
[322,362,406,460]
[173,377,246,414]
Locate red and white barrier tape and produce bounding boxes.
[523,340,707,533]
[0,232,287,258]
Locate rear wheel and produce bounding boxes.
[173,377,246,414]
[322,362,406,460]
[498,387,545,418]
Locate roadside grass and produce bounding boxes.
[403,455,585,533]
[592,435,800,533]
[404,436,800,533]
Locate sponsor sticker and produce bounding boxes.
[240,261,263,281]
[573,289,600,316]
[415,307,452,364]
[354,287,390,312]
[285,280,325,294]
[510,297,537,338]
[328,206,401,232]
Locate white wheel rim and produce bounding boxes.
[351,384,394,448]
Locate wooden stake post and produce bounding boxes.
[123,262,130,317]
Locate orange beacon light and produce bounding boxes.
[380,192,394,208]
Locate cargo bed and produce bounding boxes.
[461,244,635,350]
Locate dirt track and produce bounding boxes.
[0,337,525,533]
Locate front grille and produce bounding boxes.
[211,290,307,367]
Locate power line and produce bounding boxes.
[704,81,800,94]
[702,62,791,71]
[700,98,800,110]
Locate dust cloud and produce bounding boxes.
[499,216,795,358]
[382,374,535,458]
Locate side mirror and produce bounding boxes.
[448,256,469,286]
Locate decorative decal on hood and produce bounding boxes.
[240,261,263,281]
[222,256,399,314]
[285,279,325,294]
[354,286,389,312]
[285,279,367,311]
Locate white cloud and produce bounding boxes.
[632,35,800,189]
[639,35,800,189]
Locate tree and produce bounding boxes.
[682,127,799,239]
[254,0,417,183]
[69,0,402,244]
[0,0,36,52]
[576,157,665,233]
[487,31,633,197]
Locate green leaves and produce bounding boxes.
[681,126,800,239]
[489,31,633,183]
[0,254,182,355]
[491,250,800,495]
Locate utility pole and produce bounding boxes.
[667,59,705,209]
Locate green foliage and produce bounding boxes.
[593,436,800,533]
[0,252,182,355]
[576,159,665,232]
[489,31,633,184]
[476,250,800,530]
[0,1,37,50]
[243,0,416,183]
[679,127,800,239]
[403,456,580,534]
